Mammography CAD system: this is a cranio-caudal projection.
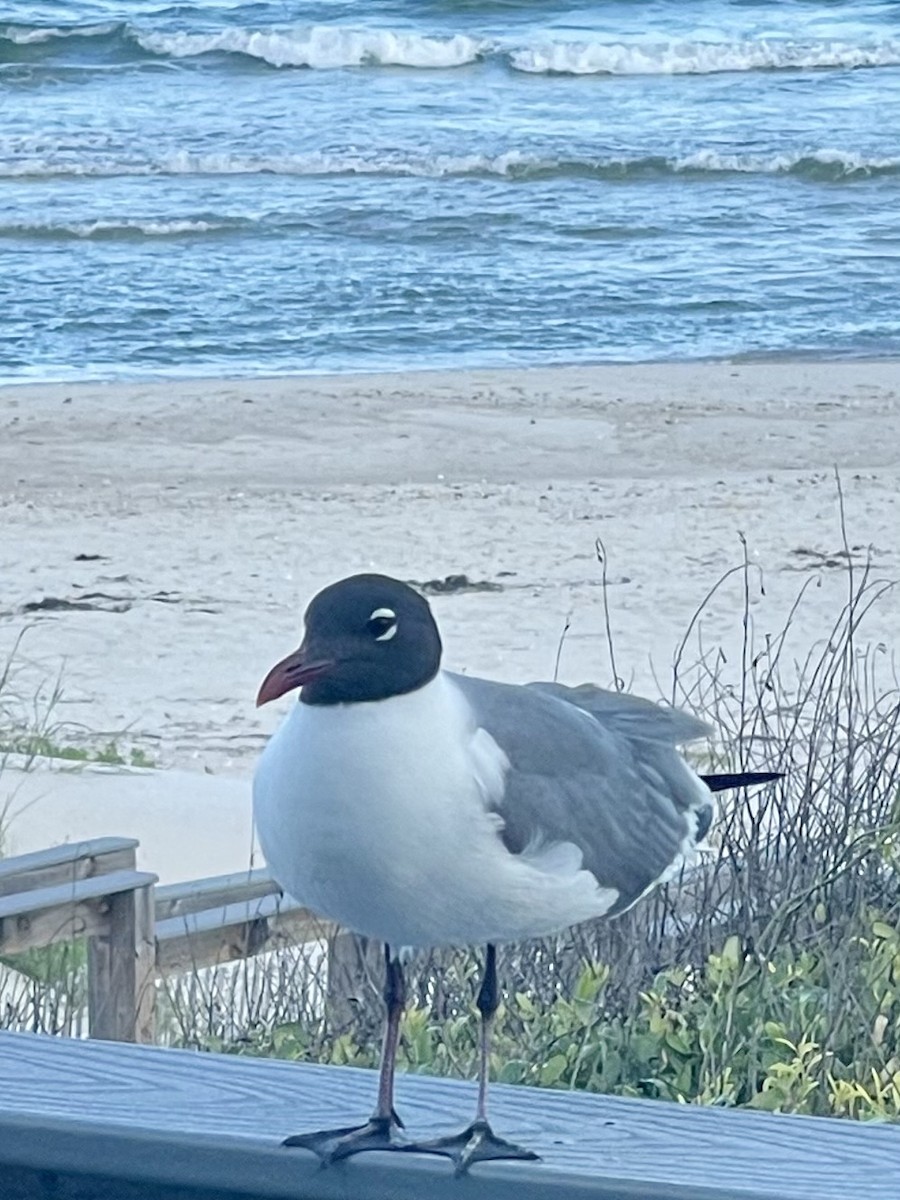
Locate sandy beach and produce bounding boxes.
[2,361,898,878]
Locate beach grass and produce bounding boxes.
[0,633,156,775]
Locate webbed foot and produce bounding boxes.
[400,1118,540,1175]
[283,1112,405,1163]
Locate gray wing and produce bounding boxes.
[527,680,711,745]
[450,673,714,917]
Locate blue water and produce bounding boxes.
[3,0,900,380]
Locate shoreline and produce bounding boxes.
[3,358,899,875]
[3,349,899,392]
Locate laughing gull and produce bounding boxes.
[253,573,779,1172]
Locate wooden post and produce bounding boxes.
[326,931,382,1032]
[88,879,156,1044]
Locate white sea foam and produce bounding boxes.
[116,219,222,235]
[2,147,897,183]
[509,37,900,76]
[0,149,535,180]
[0,22,118,45]
[133,25,484,69]
[33,219,225,237]
[672,148,900,176]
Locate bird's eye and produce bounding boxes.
[367,607,398,642]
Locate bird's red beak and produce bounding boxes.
[255,645,334,707]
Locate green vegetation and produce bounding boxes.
[0,941,89,1039]
[0,632,156,775]
[0,732,155,768]
[242,916,900,1120]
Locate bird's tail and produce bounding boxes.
[700,771,783,793]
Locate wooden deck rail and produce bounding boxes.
[154,867,329,972]
[0,837,157,1042]
[2,1030,899,1199]
[1,838,374,1042]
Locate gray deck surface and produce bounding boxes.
[1,1030,898,1199]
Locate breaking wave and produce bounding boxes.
[0,218,239,239]
[1,21,484,69]
[0,21,118,46]
[3,148,899,183]
[134,26,483,69]
[508,37,900,76]
[3,21,900,76]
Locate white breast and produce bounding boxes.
[252,671,617,948]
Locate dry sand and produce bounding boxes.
[1,361,898,878]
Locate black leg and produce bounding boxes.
[400,944,540,1175]
[283,943,407,1162]
[374,946,406,1129]
[474,942,499,1121]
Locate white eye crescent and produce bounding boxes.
[368,607,398,642]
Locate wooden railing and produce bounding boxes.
[0,836,370,1043]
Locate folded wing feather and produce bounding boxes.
[450,673,714,918]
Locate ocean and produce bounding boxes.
[2,0,900,381]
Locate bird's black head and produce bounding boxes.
[256,574,443,707]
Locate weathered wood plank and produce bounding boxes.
[0,837,139,899]
[88,880,156,1044]
[0,1031,898,1200]
[0,870,158,954]
[154,868,280,921]
[154,895,332,974]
